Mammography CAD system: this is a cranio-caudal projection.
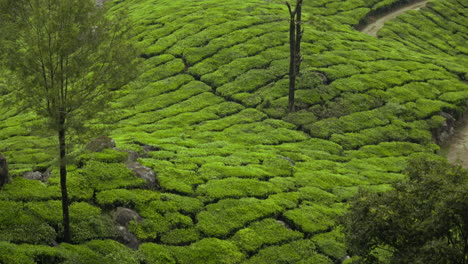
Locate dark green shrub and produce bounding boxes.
[196,177,282,201]
[0,177,60,201]
[284,202,346,233]
[96,189,160,209]
[196,198,283,237]
[78,149,129,165]
[80,161,146,191]
[312,229,347,260]
[230,218,303,253]
[243,239,332,264]
[170,238,245,264]
[160,228,200,245]
[0,242,35,264]
[0,200,57,244]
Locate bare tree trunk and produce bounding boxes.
[58,114,71,243]
[287,0,303,113]
[295,0,303,75]
[0,156,9,188]
[287,3,297,113]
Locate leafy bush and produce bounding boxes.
[196,198,283,237]
[284,202,346,233]
[160,228,200,245]
[80,161,146,191]
[196,177,282,201]
[0,177,60,201]
[96,189,160,209]
[230,218,303,253]
[243,239,332,264]
[0,200,57,244]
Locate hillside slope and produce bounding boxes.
[0,0,467,263]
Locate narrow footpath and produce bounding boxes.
[359,0,468,167]
[360,0,430,36]
[442,115,468,168]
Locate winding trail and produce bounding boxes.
[360,0,430,36]
[442,115,468,168]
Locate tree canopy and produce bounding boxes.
[342,154,468,264]
[0,0,140,242]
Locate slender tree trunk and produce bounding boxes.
[58,114,71,243]
[288,4,297,113]
[0,156,9,188]
[295,0,303,75]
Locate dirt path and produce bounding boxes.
[360,0,430,36]
[441,115,468,168]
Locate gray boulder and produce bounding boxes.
[116,225,140,249]
[85,136,116,152]
[23,171,43,181]
[114,207,143,227]
[126,162,158,188]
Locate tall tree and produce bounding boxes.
[0,0,139,242]
[341,155,468,263]
[286,0,303,112]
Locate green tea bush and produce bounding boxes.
[139,243,176,264]
[160,228,200,245]
[169,238,245,264]
[268,192,301,209]
[197,108,266,132]
[78,149,129,164]
[244,239,332,264]
[96,189,160,209]
[69,202,117,243]
[196,177,282,201]
[230,218,303,253]
[295,170,368,190]
[284,202,346,233]
[0,242,35,264]
[0,200,57,244]
[198,162,273,180]
[128,216,170,241]
[0,177,60,201]
[80,161,146,191]
[59,239,140,264]
[196,198,283,237]
[312,229,347,260]
[47,171,94,201]
[299,186,338,203]
[144,193,203,214]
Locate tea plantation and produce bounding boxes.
[0,0,467,262]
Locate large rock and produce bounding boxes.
[435,112,456,144]
[22,169,50,182]
[114,207,143,227]
[0,156,9,188]
[85,136,116,152]
[126,162,158,188]
[116,225,140,249]
[23,171,43,181]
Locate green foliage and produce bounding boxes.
[160,228,200,245]
[196,198,283,237]
[0,177,60,201]
[284,202,346,233]
[59,239,140,264]
[196,177,282,201]
[141,239,244,264]
[230,218,303,253]
[244,239,332,264]
[342,155,468,263]
[96,189,160,209]
[0,201,57,244]
[78,149,129,164]
[80,161,145,191]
